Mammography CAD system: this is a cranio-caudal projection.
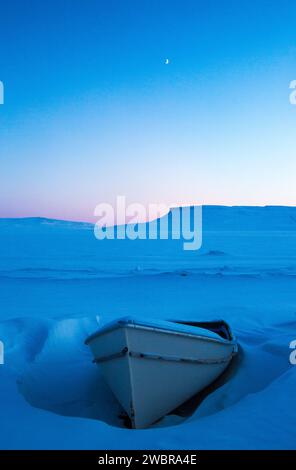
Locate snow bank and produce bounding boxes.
[0,313,295,449]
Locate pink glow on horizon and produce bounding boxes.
[1,195,296,224]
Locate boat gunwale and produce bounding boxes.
[93,347,236,365]
[85,321,237,347]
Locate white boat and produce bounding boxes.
[85,316,237,429]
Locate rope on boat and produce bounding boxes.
[128,350,236,364]
[93,347,236,365]
[93,347,128,363]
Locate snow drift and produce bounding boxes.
[0,206,295,449]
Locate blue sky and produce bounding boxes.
[0,0,295,221]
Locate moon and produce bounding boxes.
[165,58,170,65]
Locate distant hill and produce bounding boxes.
[1,206,296,231]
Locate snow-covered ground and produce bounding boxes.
[0,206,295,449]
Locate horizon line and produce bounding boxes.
[1,204,296,226]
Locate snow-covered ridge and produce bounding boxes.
[1,205,296,230]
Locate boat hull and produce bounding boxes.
[86,319,237,428]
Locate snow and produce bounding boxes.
[0,206,295,449]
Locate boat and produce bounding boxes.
[85,316,238,429]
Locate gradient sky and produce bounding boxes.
[0,0,296,222]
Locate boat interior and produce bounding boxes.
[173,320,233,341]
